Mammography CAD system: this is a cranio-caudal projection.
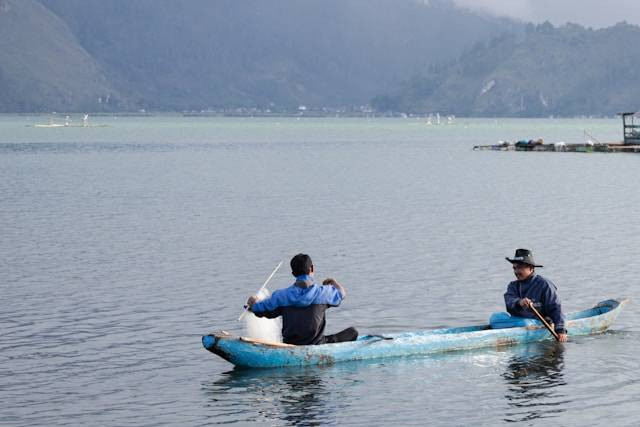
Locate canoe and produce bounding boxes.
[202,298,627,369]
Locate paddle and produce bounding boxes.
[238,261,283,321]
[527,302,559,341]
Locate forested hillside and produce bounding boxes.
[373,22,640,116]
[1,0,514,112]
[0,0,123,112]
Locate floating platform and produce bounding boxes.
[473,141,640,153]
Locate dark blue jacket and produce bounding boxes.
[504,274,566,333]
[250,275,343,345]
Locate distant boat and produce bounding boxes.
[425,113,442,125]
[32,114,109,128]
[34,117,64,128]
[426,113,448,125]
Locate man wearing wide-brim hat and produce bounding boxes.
[504,249,568,342]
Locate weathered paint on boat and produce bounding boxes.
[202,299,627,369]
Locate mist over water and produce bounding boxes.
[1,116,639,426]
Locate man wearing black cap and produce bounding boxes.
[504,249,568,342]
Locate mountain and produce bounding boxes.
[374,22,640,116]
[0,0,124,112]
[0,0,515,112]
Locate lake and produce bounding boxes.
[1,115,638,426]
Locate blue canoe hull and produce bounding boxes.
[202,298,627,369]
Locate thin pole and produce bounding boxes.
[528,303,560,341]
[238,261,283,321]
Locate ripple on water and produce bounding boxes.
[2,117,640,426]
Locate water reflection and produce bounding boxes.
[502,341,568,423]
[202,366,346,425]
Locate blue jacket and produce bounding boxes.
[250,275,344,345]
[504,274,566,333]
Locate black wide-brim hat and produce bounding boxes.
[505,248,543,268]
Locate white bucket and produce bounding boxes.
[243,288,283,342]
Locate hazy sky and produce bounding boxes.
[452,0,640,28]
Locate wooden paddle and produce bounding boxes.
[239,336,295,348]
[527,302,560,341]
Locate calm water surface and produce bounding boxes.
[1,116,639,426]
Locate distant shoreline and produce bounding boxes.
[1,112,622,120]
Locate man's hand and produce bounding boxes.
[519,297,533,308]
[558,333,568,343]
[323,277,346,297]
[246,295,258,307]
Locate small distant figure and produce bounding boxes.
[504,249,568,342]
[247,253,358,345]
